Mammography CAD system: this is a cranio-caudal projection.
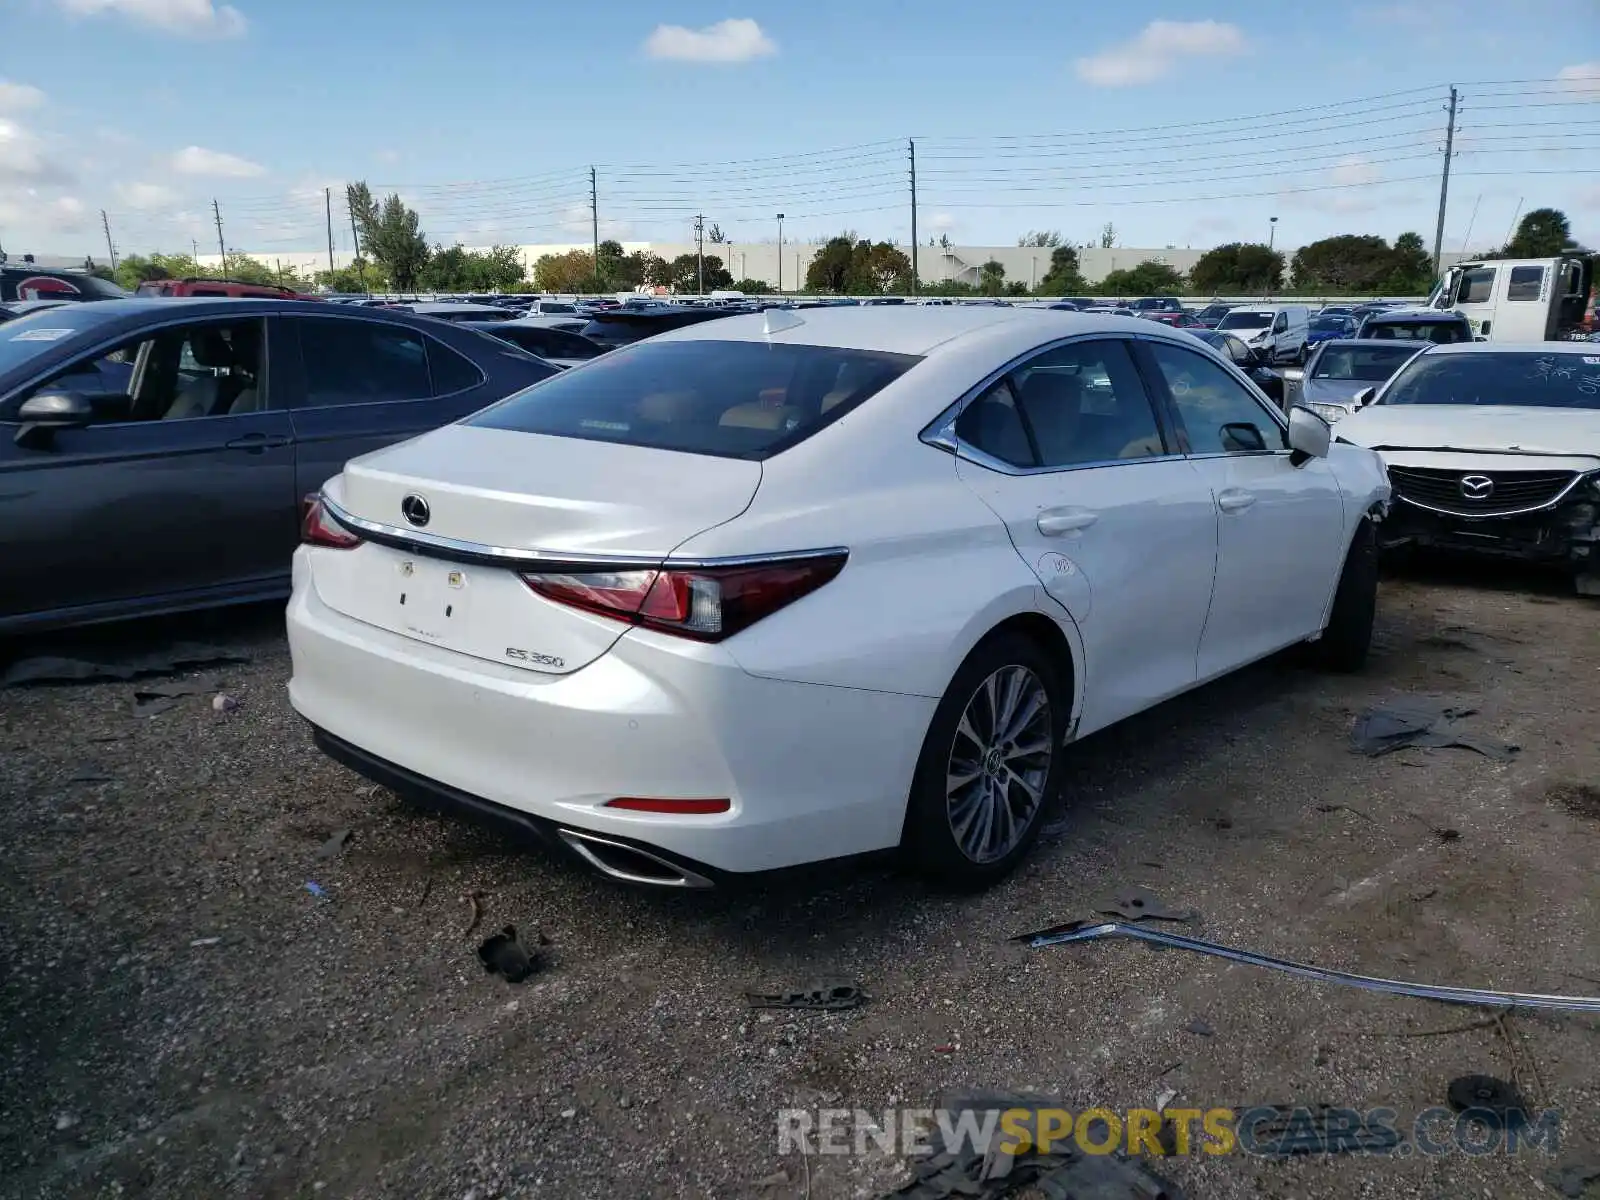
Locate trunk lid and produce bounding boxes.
[312,424,763,674]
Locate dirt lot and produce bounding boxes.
[2,562,1598,1200]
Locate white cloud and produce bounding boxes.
[53,0,246,38]
[0,118,72,184]
[170,145,266,177]
[1074,20,1246,86]
[1330,155,1381,188]
[0,188,89,234]
[643,18,776,63]
[117,180,178,208]
[0,80,46,112]
[374,148,401,165]
[929,212,957,232]
[1556,62,1600,100]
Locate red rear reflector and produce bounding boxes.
[301,494,362,549]
[604,797,731,814]
[520,552,846,643]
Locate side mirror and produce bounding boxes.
[1352,386,1376,407]
[1287,406,1331,465]
[15,391,94,446]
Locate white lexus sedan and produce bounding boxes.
[288,308,1389,889]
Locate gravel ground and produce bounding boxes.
[1,561,1597,1200]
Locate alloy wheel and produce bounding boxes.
[944,665,1053,864]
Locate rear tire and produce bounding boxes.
[1312,520,1378,672]
[902,632,1067,890]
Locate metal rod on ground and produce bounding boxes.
[1431,85,1459,275]
[100,209,117,270]
[909,138,918,296]
[325,187,336,276]
[212,199,228,281]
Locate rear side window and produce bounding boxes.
[297,317,432,406]
[466,339,919,459]
[1507,266,1545,302]
[427,338,487,395]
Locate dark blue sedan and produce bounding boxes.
[0,298,557,633]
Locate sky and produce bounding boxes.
[1,0,1597,263]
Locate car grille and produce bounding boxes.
[1387,467,1577,516]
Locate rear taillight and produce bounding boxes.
[301,494,362,549]
[520,552,846,642]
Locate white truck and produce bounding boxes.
[1426,254,1593,341]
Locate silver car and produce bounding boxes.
[1285,339,1426,422]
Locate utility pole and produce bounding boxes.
[1431,85,1459,276]
[191,238,200,265]
[100,209,117,270]
[776,213,785,293]
[908,139,918,297]
[212,198,228,281]
[589,166,600,293]
[325,187,336,276]
[694,213,705,296]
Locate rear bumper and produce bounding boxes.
[287,568,938,875]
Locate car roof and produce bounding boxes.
[647,305,1185,358]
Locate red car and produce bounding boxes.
[1145,310,1203,328]
[136,277,320,300]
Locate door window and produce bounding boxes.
[1456,267,1496,304]
[297,318,431,406]
[954,339,1166,469]
[1271,313,1288,334]
[1506,266,1545,302]
[1146,342,1286,455]
[16,320,266,422]
[427,337,486,395]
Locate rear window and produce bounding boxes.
[466,339,920,459]
[1219,311,1271,331]
[1366,319,1470,344]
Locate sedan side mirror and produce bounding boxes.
[15,391,94,446]
[1286,406,1331,465]
[1352,386,1376,407]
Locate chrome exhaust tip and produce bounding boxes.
[556,828,714,889]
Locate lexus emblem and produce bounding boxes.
[1459,474,1495,501]
[400,494,431,527]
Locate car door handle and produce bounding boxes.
[226,433,290,451]
[1036,508,1099,536]
[1217,488,1257,513]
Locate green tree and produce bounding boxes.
[221,252,283,286]
[729,277,771,293]
[1289,234,1397,292]
[1017,230,1062,248]
[351,184,430,290]
[1385,231,1434,293]
[1099,261,1186,295]
[1099,223,1117,249]
[707,224,726,244]
[851,242,912,293]
[112,252,202,291]
[314,261,385,293]
[533,249,598,293]
[1500,208,1580,258]
[1188,242,1284,293]
[921,278,978,297]
[804,236,856,292]
[979,259,1006,295]
[1005,280,1029,297]
[1038,245,1087,295]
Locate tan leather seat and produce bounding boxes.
[719,403,801,430]
[638,391,694,422]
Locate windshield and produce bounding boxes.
[1381,352,1600,409]
[1311,344,1418,382]
[1218,311,1271,331]
[0,304,117,377]
[466,339,920,459]
[1365,319,1469,344]
[1197,305,1231,319]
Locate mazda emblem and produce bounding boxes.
[401,494,431,527]
[1459,474,1495,501]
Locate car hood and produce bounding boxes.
[1339,404,1600,459]
[1301,377,1373,407]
